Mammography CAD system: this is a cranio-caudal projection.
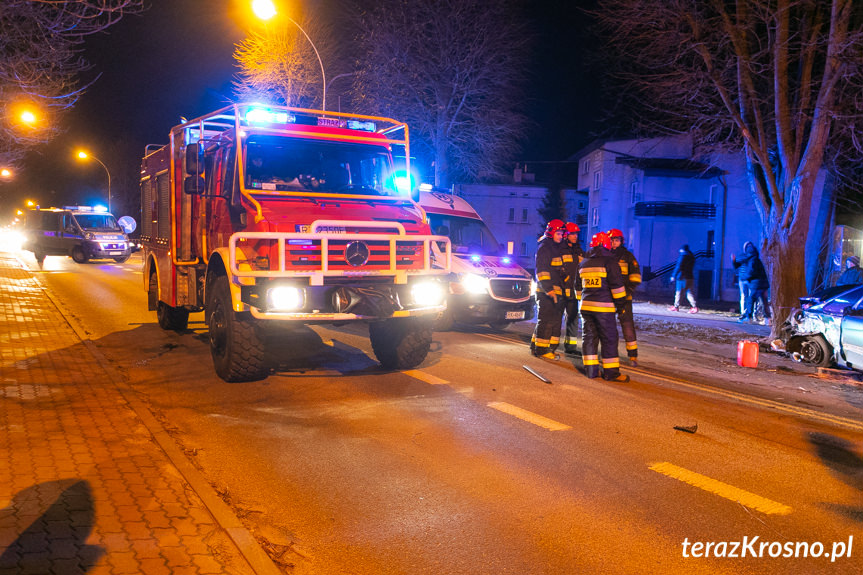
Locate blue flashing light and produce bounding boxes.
[347,120,376,132]
[502,257,511,264]
[93,205,108,213]
[393,172,415,196]
[246,107,292,125]
[470,254,481,262]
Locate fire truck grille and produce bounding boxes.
[283,239,424,270]
[489,279,531,301]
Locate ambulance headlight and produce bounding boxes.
[267,286,304,311]
[530,280,537,296]
[411,281,445,306]
[461,273,489,295]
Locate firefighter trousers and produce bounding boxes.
[532,292,564,355]
[616,300,637,358]
[581,310,620,379]
[564,298,580,353]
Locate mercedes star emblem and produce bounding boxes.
[344,241,370,267]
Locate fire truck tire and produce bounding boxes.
[434,307,455,332]
[150,273,189,331]
[34,249,45,264]
[208,275,268,382]
[71,246,89,264]
[369,318,432,370]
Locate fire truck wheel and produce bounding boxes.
[369,318,433,370]
[34,249,45,264]
[208,275,268,382]
[71,246,89,264]
[433,307,454,332]
[150,273,189,331]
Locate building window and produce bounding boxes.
[520,241,527,256]
[630,181,640,205]
[578,200,586,210]
[582,159,590,174]
[591,207,599,227]
[709,184,718,204]
[521,208,528,222]
[508,207,515,222]
[593,171,601,191]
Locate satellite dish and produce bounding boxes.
[117,216,137,234]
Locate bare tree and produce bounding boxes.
[349,0,531,187]
[0,0,144,167]
[594,0,863,330]
[233,14,335,109]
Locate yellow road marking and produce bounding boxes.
[322,338,334,346]
[649,461,792,515]
[487,402,571,431]
[404,370,449,385]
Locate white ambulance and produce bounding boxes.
[419,188,535,330]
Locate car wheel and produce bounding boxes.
[488,320,510,331]
[71,246,89,264]
[34,249,45,264]
[113,254,130,263]
[799,335,833,367]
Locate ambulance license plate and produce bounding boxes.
[505,311,525,320]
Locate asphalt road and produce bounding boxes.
[19,250,863,575]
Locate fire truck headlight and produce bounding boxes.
[411,281,445,306]
[267,286,304,311]
[461,273,489,295]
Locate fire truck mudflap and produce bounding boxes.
[140,104,451,382]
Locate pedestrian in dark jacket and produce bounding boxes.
[531,219,566,358]
[668,244,698,313]
[733,241,770,322]
[576,232,629,382]
[837,256,863,286]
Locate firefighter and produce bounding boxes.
[607,228,641,366]
[532,219,566,359]
[562,222,585,355]
[576,232,629,382]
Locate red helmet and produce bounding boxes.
[590,232,612,250]
[565,222,580,234]
[607,228,624,240]
[544,219,565,238]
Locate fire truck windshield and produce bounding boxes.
[244,135,396,196]
[73,214,121,231]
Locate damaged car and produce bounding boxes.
[782,284,863,368]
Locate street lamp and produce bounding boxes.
[0,169,11,178]
[251,0,327,111]
[20,111,36,124]
[76,150,112,212]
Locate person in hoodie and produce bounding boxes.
[575,232,629,382]
[732,241,770,323]
[837,255,863,286]
[668,244,698,313]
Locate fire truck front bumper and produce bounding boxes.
[242,278,448,321]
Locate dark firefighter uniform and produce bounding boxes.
[576,232,628,381]
[562,223,585,355]
[532,220,566,357]
[608,229,642,365]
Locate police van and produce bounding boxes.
[23,206,133,264]
[420,188,535,330]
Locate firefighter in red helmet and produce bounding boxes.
[575,232,629,381]
[562,222,585,355]
[531,219,566,358]
[607,228,642,366]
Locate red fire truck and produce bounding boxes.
[140,104,451,381]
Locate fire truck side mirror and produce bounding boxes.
[184,175,204,195]
[185,143,203,175]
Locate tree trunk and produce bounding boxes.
[764,229,808,338]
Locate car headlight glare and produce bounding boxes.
[267,286,304,311]
[411,281,445,306]
[462,273,489,295]
[530,280,537,296]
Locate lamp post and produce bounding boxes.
[76,150,112,212]
[251,0,327,110]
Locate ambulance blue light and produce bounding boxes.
[502,257,511,264]
[470,254,481,262]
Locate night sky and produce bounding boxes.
[8,0,600,219]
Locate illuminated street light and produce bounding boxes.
[25,200,35,207]
[0,169,11,178]
[20,110,36,124]
[76,150,112,212]
[251,1,327,110]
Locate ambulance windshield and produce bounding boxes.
[428,214,501,256]
[244,135,396,196]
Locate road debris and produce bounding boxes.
[523,365,552,384]
[673,423,698,434]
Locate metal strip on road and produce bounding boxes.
[487,402,572,431]
[476,333,863,433]
[649,462,793,516]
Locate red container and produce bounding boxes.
[737,340,759,368]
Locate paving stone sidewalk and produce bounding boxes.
[0,254,261,575]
